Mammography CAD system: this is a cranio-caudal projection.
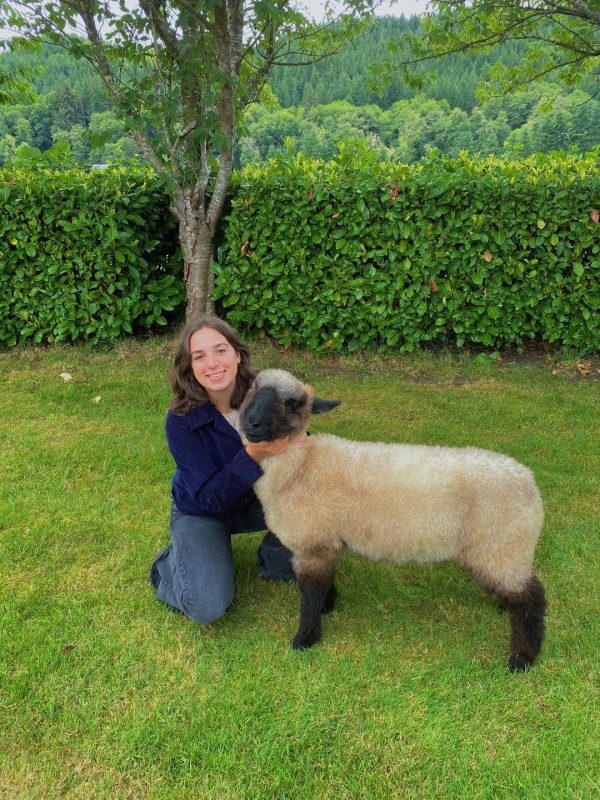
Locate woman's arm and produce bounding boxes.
[167,413,263,514]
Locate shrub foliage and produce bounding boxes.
[214,150,599,352]
[0,167,184,346]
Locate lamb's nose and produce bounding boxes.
[243,414,270,441]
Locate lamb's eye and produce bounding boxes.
[284,398,301,412]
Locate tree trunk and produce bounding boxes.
[177,196,215,319]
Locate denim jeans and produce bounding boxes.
[151,498,267,624]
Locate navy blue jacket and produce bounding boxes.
[166,403,263,524]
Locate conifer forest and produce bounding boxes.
[1,16,599,169]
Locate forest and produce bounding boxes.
[0,15,599,168]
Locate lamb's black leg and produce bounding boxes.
[477,573,547,672]
[292,557,337,650]
[504,576,547,672]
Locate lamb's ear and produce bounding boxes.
[311,398,342,415]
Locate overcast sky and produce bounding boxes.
[302,0,431,18]
[0,1,431,40]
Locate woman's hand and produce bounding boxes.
[246,437,290,462]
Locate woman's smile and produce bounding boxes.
[207,370,226,382]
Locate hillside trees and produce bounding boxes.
[504,90,600,156]
[0,44,115,157]
[1,0,376,317]
[233,85,600,165]
[2,15,599,172]
[1,14,598,180]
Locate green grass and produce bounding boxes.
[1,339,598,799]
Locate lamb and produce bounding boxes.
[240,368,547,672]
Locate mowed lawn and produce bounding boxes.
[1,339,598,800]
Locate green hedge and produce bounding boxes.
[0,167,184,346]
[214,150,600,352]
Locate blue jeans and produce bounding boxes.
[151,499,267,623]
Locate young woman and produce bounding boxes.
[150,314,295,623]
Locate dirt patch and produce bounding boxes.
[496,342,600,381]
[550,359,600,381]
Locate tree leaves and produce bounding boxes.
[393,1,600,98]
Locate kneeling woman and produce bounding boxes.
[150,314,294,623]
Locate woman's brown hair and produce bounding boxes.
[169,314,256,414]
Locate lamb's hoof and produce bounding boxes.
[508,654,533,673]
[292,630,321,650]
[322,585,337,614]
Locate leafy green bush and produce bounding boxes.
[214,149,600,352]
[0,166,184,346]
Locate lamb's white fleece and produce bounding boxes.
[254,432,544,594]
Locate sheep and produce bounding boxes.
[240,368,547,672]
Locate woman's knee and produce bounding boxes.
[181,587,233,625]
[168,511,235,623]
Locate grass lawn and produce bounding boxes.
[1,338,598,799]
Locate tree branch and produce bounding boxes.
[139,0,181,62]
[493,52,589,92]
[511,32,599,57]
[206,1,239,234]
[546,0,600,25]
[64,0,178,190]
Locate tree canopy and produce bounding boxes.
[389,1,600,96]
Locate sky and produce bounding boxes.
[0,1,431,40]
[302,0,431,18]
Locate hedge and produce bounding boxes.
[0,167,184,346]
[214,150,600,352]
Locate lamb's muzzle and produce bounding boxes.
[243,386,280,442]
[239,368,547,672]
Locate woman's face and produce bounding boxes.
[189,326,241,406]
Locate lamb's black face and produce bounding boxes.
[240,369,311,443]
[240,368,341,443]
[241,385,309,443]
